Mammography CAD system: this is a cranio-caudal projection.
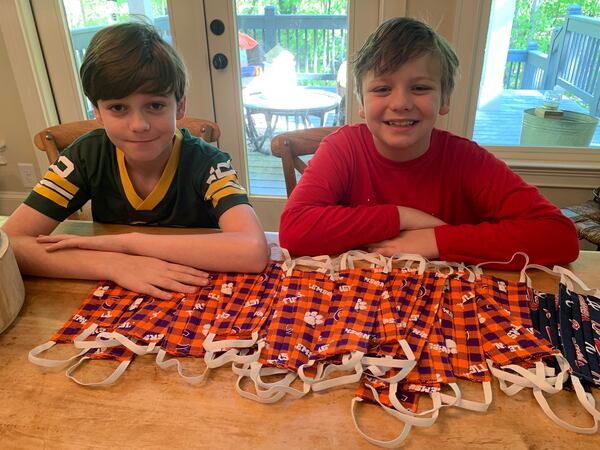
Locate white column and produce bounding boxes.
[478,0,516,110]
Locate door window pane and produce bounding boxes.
[235,1,348,196]
[473,1,600,148]
[62,0,172,119]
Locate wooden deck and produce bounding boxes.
[246,89,600,196]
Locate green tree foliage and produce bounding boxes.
[510,0,600,52]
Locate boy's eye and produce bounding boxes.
[413,85,433,92]
[371,86,390,94]
[108,104,126,112]
[149,102,166,111]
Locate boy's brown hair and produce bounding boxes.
[352,17,459,105]
[80,20,187,105]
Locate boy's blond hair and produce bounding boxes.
[80,20,187,106]
[352,17,459,105]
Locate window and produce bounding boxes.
[473,0,600,150]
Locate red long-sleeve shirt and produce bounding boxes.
[279,124,579,267]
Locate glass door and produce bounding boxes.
[204,1,348,228]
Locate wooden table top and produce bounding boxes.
[1,221,599,449]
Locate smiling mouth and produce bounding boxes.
[128,139,156,143]
[385,120,417,126]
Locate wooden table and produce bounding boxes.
[1,221,599,449]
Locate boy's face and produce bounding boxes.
[359,53,449,161]
[93,91,186,167]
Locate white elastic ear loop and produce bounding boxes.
[155,349,209,385]
[521,263,557,286]
[388,383,446,420]
[249,361,310,398]
[287,254,336,279]
[340,250,389,272]
[425,260,455,278]
[65,351,131,387]
[553,265,600,297]
[389,253,427,275]
[351,396,413,448]
[532,373,599,434]
[235,373,287,403]
[28,323,97,368]
[441,381,493,412]
[475,251,530,275]
[308,352,365,392]
[95,330,161,355]
[362,339,416,383]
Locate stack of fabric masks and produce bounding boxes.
[29,251,600,447]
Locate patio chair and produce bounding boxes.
[270,126,339,197]
[32,117,220,220]
[33,117,220,164]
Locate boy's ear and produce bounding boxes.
[176,96,187,120]
[439,98,450,116]
[358,103,365,119]
[93,106,104,125]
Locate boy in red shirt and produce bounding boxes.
[279,17,578,266]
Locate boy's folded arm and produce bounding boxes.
[280,202,401,256]
[38,204,269,273]
[434,214,580,268]
[2,205,208,299]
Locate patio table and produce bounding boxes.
[243,87,341,153]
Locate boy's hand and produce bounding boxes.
[37,234,210,299]
[109,254,210,300]
[367,228,440,259]
[397,206,446,230]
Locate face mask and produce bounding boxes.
[558,283,600,385]
[155,279,221,384]
[498,263,600,433]
[204,263,282,368]
[239,256,335,402]
[29,282,152,385]
[300,252,391,391]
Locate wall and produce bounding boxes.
[0,30,40,215]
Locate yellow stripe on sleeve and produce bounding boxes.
[44,170,79,195]
[33,184,68,208]
[210,186,246,208]
[204,175,245,201]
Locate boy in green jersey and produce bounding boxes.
[2,21,269,299]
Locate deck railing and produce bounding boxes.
[503,5,600,115]
[237,5,347,84]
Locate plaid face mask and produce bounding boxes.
[237,256,335,401]
[155,280,221,384]
[300,265,388,390]
[95,293,184,355]
[353,254,427,386]
[203,263,282,368]
[355,263,457,438]
[29,282,141,368]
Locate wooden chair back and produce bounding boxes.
[33,117,221,163]
[270,126,339,197]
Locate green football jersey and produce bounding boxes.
[25,128,249,227]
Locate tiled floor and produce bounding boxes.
[246,89,600,197]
